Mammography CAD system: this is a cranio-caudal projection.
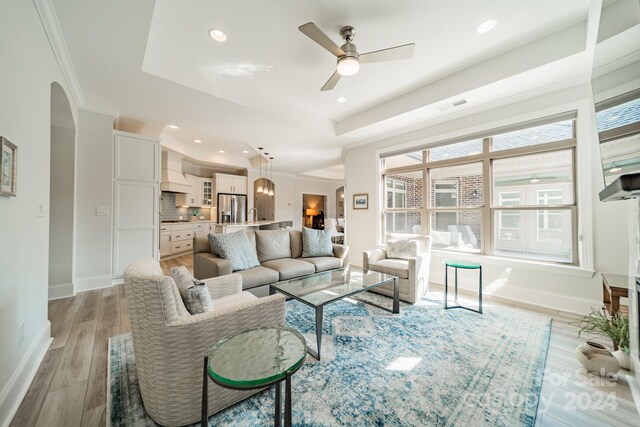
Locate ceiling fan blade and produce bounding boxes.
[359,43,415,64]
[299,22,345,57]
[321,71,341,91]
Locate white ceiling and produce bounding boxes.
[50,0,594,176]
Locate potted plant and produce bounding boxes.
[574,308,630,370]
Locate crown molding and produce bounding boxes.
[33,0,85,107]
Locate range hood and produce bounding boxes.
[599,173,640,202]
[160,150,191,193]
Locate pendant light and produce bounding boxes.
[268,157,275,196]
[262,153,270,194]
[257,147,264,193]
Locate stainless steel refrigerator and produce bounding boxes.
[217,193,247,223]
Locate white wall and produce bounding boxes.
[48,125,75,296]
[0,0,77,423]
[73,109,114,292]
[245,169,343,229]
[345,84,629,314]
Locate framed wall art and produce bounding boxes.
[353,193,368,210]
[1,137,17,197]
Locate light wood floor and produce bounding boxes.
[10,254,640,426]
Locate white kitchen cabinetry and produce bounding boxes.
[112,131,160,278]
[201,178,214,207]
[215,173,246,194]
[175,174,202,207]
[160,228,171,257]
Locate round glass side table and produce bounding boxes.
[202,326,306,427]
[443,259,483,314]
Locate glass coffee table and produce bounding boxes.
[202,326,306,427]
[269,266,399,360]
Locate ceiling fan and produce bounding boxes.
[298,22,415,91]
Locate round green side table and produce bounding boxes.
[202,326,307,427]
[443,259,483,314]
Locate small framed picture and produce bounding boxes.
[353,193,368,210]
[1,137,17,197]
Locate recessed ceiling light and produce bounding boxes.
[477,19,498,34]
[243,150,249,154]
[337,97,347,103]
[209,28,227,42]
[194,139,202,143]
[168,124,179,129]
[219,150,225,154]
[530,177,540,183]
[609,166,622,173]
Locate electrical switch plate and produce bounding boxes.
[96,206,110,216]
[36,201,45,217]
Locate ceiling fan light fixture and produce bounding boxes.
[609,165,622,173]
[477,19,498,34]
[337,57,360,76]
[208,28,227,42]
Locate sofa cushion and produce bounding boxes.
[289,230,303,259]
[301,227,333,258]
[387,240,419,260]
[368,259,410,279]
[170,266,214,315]
[302,256,342,272]
[255,230,291,262]
[213,291,257,312]
[261,258,316,280]
[209,231,260,271]
[237,266,280,289]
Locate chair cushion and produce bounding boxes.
[302,227,333,257]
[387,240,419,260]
[213,291,257,312]
[255,230,291,262]
[302,256,342,272]
[368,259,410,279]
[261,258,316,280]
[209,231,260,271]
[237,266,280,289]
[170,266,214,315]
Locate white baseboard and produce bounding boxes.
[74,274,112,292]
[0,321,52,427]
[48,282,74,300]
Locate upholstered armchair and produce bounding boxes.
[123,258,286,426]
[363,235,432,304]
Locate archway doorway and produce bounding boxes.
[336,186,345,218]
[302,193,327,229]
[48,82,76,300]
[253,178,275,221]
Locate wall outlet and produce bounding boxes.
[96,206,110,216]
[18,321,25,346]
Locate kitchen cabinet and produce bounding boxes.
[175,174,202,207]
[159,222,215,259]
[160,224,171,257]
[215,173,246,194]
[201,178,214,207]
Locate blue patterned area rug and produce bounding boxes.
[108,295,551,426]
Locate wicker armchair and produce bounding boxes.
[123,258,286,426]
[363,236,432,304]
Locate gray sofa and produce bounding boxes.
[194,229,349,296]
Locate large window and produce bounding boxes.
[381,114,578,264]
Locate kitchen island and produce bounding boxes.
[214,220,293,234]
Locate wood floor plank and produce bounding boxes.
[97,294,121,332]
[81,404,106,427]
[10,347,63,427]
[49,320,97,391]
[50,293,84,350]
[48,298,66,321]
[35,380,87,427]
[75,290,102,324]
[120,298,131,334]
[83,325,120,412]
